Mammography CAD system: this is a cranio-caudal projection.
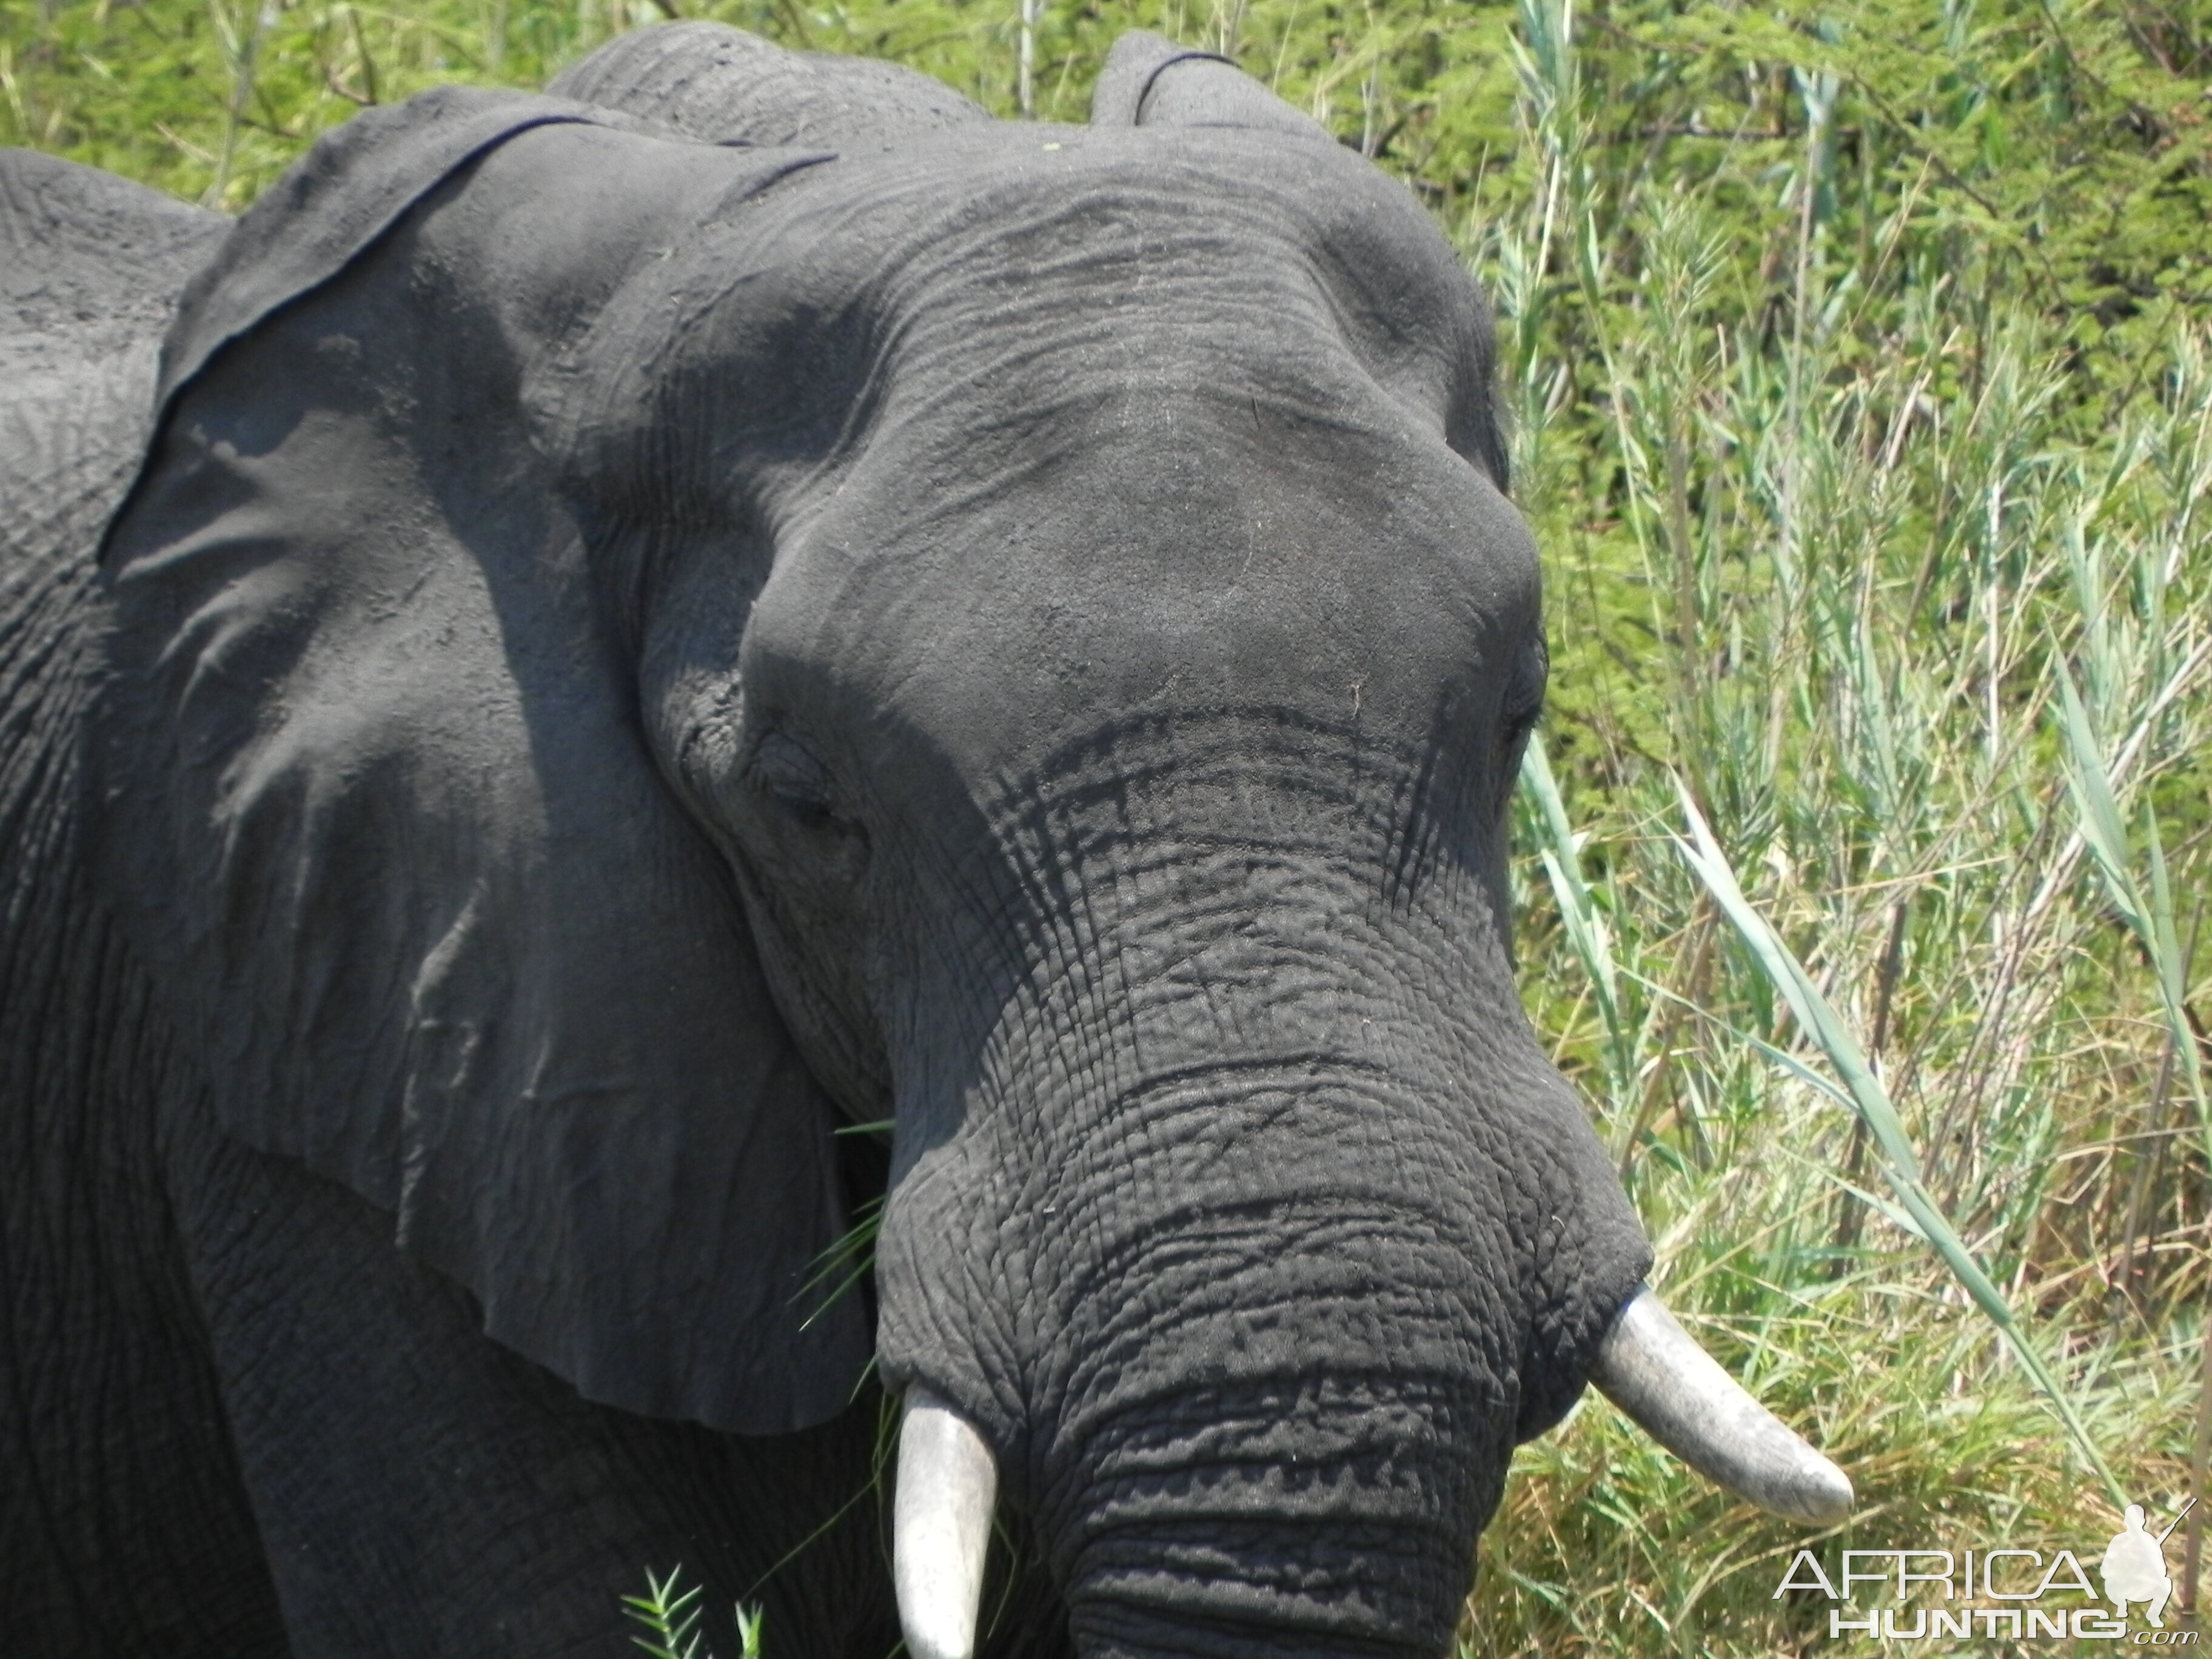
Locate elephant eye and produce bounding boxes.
[1501,637,1547,754]
[1502,697,1542,753]
[745,729,855,833]
[1493,636,1547,813]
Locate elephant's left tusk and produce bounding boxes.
[1590,1286,1854,1526]
[894,1387,999,1659]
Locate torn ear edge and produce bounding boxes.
[93,82,873,1435]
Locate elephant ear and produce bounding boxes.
[550,21,990,147]
[1090,28,1326,136]
[93,87,870,1435]
[150,86,623,411]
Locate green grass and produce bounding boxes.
[10,0,2210,1651]
[624,1566,764,1659]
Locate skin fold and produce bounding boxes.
[0,26,1657,1657]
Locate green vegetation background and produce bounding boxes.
[8,0,2211,1651]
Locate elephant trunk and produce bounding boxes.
[873,716,1657,1652]
[1041,1287,1506,1659]
[890,1067,1557,1657]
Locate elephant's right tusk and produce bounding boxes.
[894,1387,999,1659]
[1590,1286,1854,1527]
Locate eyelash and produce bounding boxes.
[774,793,845,832]
[742,734,861,836]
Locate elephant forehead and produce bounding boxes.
[611,119,1530,805]
[590,123,1492,481]
[745,409,1539,785]
[851,127,1477,391]
[779,123,1467,317]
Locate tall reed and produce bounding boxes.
[1471,3,2208,1649]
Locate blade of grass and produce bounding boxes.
[1520,733,1631,1104]
[2054,661,2210,1596]
[622,1566,707,1659]
[1670,777,2126,1509]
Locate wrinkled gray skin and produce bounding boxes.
[0,25,1651,1658]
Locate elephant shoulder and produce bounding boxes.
[0,152,226,921]
[0,153,224,1056]
[0,149,226,374]
[0,151,227,587]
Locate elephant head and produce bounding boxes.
[92,24,1845,1656]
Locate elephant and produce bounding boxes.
[0,22,1851,1658]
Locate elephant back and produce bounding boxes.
[549,22,991,149]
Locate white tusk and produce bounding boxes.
[894,1387,999,1659]
[1590,1286,1854,1527]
